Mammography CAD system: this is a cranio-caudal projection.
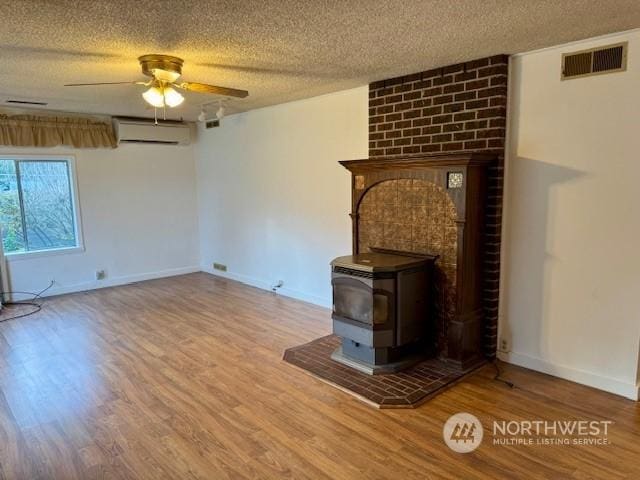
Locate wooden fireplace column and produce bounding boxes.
[339,152,496,369]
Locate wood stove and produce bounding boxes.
[330,251,436,374]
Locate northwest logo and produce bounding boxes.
[443,413,484,453]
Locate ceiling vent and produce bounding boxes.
[5,99,48,106]
[561,42,627,80]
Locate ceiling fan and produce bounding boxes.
[64,54,248,115]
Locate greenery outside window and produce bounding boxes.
[0,156,82,258]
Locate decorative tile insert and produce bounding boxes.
[284,335,480,408]
[447,171,464,189]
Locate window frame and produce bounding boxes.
[0,154,84,262]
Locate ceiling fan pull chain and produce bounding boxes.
[163,86,167,120]
[154,107,158,125]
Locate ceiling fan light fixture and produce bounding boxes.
[142,86,165,107]
[66,54,249,115]
[163,87,184,107]
[142,85,184,108]
[152,68,181,83]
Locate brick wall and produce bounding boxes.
[368,55,508,358]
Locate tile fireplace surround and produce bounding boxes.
[340,153,495,369]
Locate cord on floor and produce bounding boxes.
[492,359,515,388]
[0,281,54,323]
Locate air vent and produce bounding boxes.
[5,99,48,106]
[205,119,220,129]
[119,139,180,145]
[333,266,374,279]
[562,42,627,80]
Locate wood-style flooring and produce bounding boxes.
[0,273,637,479]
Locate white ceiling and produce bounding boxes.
[1,0,638,121]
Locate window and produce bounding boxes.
[0,156,81,257]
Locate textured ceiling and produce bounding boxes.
[0,0,638,121]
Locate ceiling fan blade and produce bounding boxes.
[4,45,126,60]
[177,82,248,98]
[64,81,146,87]
[197,62,325,77]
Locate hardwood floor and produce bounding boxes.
[0,272,637,479]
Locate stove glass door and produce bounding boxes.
[332,276,392,326]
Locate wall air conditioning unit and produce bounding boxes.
[113,117,192,146]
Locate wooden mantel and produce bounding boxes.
[339,152,497,171]
[339,152,497,369]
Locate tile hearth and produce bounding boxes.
[283,335,481,408]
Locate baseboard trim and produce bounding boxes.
[498,350,639,401]
[200,266,331,309]
[38,264,332,308]
[41,266,201,298]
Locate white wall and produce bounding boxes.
[1,143,200,297]
[194,87,368,307]
[500,30,640,399]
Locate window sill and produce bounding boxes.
[5,246,85,262]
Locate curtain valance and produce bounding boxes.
[0,114,117,148]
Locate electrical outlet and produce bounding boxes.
[95,270,106,280]
[500,337,510,352]
[213,263,227,272]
